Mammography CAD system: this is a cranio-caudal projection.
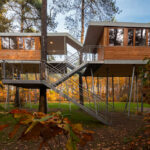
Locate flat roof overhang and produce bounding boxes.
[83,60,147,77]
[0,32,83,55]
[84,21,150,46]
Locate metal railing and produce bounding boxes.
[44,63,112,123]
[2,60,41,80]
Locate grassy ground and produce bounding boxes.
[0,102,150,126]
[0,102,149,150]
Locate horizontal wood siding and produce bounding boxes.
[0,37,41,61]
[0,50,41,61]
[102,46,150,60]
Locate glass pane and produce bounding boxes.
[25,38,35,50]
[31,38,35,50]
[10,37,17,49]
[128,29,134,46]
[115,29,124,46]
[109,28,124,46]
[109,29,115,46]
[2,37,9,49]
[148,29,150,46]
[135,29,146,46]
[19,38,24,49]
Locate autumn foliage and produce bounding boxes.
[1,109,94,150]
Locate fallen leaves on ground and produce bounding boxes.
[0,109,94,150]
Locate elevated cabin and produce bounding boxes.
[83,22,150,77]
[0,33,82,74]
[2,22,149,124]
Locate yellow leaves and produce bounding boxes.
[33,112,45,119]
[24,121,38,135]
[66,139,76,150]
[8,109,94,150]
[72,123,83,133]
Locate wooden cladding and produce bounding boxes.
[103,46,150,60]
[97,27,150,61]
[0,36,41,61]
[0,50,40,61]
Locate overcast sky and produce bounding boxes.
[55,0,150,32]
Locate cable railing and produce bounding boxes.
[45,63,113,116]
[1,45,112,124]
[44,62,112,123]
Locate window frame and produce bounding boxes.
[1,36,36,50]
[108,27,124,46]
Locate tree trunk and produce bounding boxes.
[15,71,20,107]
[39,86,47,113]
[39,0,47,113]
[21,1,24,32]
[78,0,85,105]
[15,86,20,107]
[14,1,24,107]
[81,0,85,44]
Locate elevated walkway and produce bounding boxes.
[1,48,112,125]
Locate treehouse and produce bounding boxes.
[1,22,150,125]
[83,22,150,77]
[0,32,82,76]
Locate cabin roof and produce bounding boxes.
[88,21,150,28]
[84,21,150,46]
[0,32,83,53]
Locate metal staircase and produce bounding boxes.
[47,62,88,86]
[2,46,112,125]
[42,62,112,125]
[41,48,112,125]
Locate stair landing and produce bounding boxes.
[2,80,47,89]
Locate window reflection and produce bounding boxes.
[19,38,24,49]
[128,29,134,46]
[2,37,9,49]
[9,37,17,49]
[109,28,124,46]
[135,29,146,46]
[25,38,35,50]
[1,37,35,50]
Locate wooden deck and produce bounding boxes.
[2,80,47,89]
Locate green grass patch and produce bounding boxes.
[0,102,150,128]
[109,102,150,113]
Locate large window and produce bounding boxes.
[109,28,124,46]
[128,29,134,46]
[1,37,35,50]
[2,37,17,49]
[135,29,146,46]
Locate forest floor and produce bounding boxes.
[0,103,150,150]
